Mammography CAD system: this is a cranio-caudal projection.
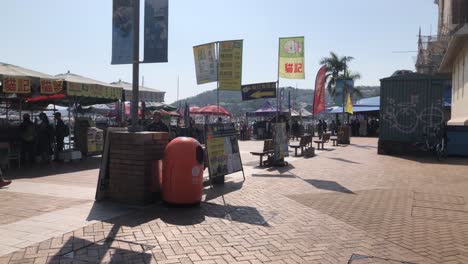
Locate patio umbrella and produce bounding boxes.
[189,106,200,114]
[197,105,231,116]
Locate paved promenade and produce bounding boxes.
[1,138,468,263]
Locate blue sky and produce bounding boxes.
[1,0,438,103]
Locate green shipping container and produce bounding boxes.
[378,73,450,155]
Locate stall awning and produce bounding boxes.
[0,62,63,97]
[111,80,165,103]
[55,72,123,106]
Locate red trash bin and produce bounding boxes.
[162,137,205,205]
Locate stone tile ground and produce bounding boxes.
[1,138,468,263]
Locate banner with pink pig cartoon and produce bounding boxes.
[278,37,305,79]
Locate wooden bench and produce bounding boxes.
[313,133,331,150]
[289,136,308,156]
[304,134,313,147]
[330,137,339,146]
[250,139,274,166]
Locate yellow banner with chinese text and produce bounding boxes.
[278,37,305,79]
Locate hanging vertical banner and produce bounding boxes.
[193,43,218,84]
[143,0,168,63]
[111,0,135,65]
[313,65,327,114]
[2,77,31,94]
[279,37,305,79]
[218,40,243,91]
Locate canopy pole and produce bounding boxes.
[19,99,22,122]
[216,42,220,116]
[6,98,8,121]
[68,100,72,150]
[129,0,140,132]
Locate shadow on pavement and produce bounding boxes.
[392,154,468,166]
[266,163,295,174]
[48,232,154,264]
[350,144,378,150]
[204,180,244,201]
[304,179,354,194]
[252,173,296,178]
[160,202,269,227]
[5,156,102,179]
[327,157,362,164]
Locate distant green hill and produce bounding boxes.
[172,86,379,117]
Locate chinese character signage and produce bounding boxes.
[279,37,305,79]
[143,0,168,63]
[193,43,217,85]
[66,82,121,99]
[241,82,276,101]
[40,79,63,94]
[111,0,135,64]
[2,77,31,94]
[218,40,243,91]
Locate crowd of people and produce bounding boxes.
[1,112,70,188]
[19,112,69,165]
[350,118,379,137]
[317,119,340,138]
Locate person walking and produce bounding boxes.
[330,120,337,136]
[317,120,323,139]
[19,113,35,165]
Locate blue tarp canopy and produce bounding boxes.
[325,96,380,114]
[325,106,380,114]
[355,96,380,106]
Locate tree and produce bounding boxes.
[319,52,362,100]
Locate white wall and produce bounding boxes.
[449,41,468,126]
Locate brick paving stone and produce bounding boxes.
[1,138,468,263]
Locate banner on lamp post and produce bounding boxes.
[111,0,135,65]
[278,37,305,79]
[143,0,168,63]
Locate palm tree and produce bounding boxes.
[339,70,363,99]
[319,52,360,99]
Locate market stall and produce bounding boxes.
[246,101,289,139]
[51,72,123,156]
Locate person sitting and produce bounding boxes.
[146,111,169,132]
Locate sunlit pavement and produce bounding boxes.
[1,138,468,263]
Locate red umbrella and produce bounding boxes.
[158,110,180,117]
[197,105,231,116]
[189,106,201,114]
